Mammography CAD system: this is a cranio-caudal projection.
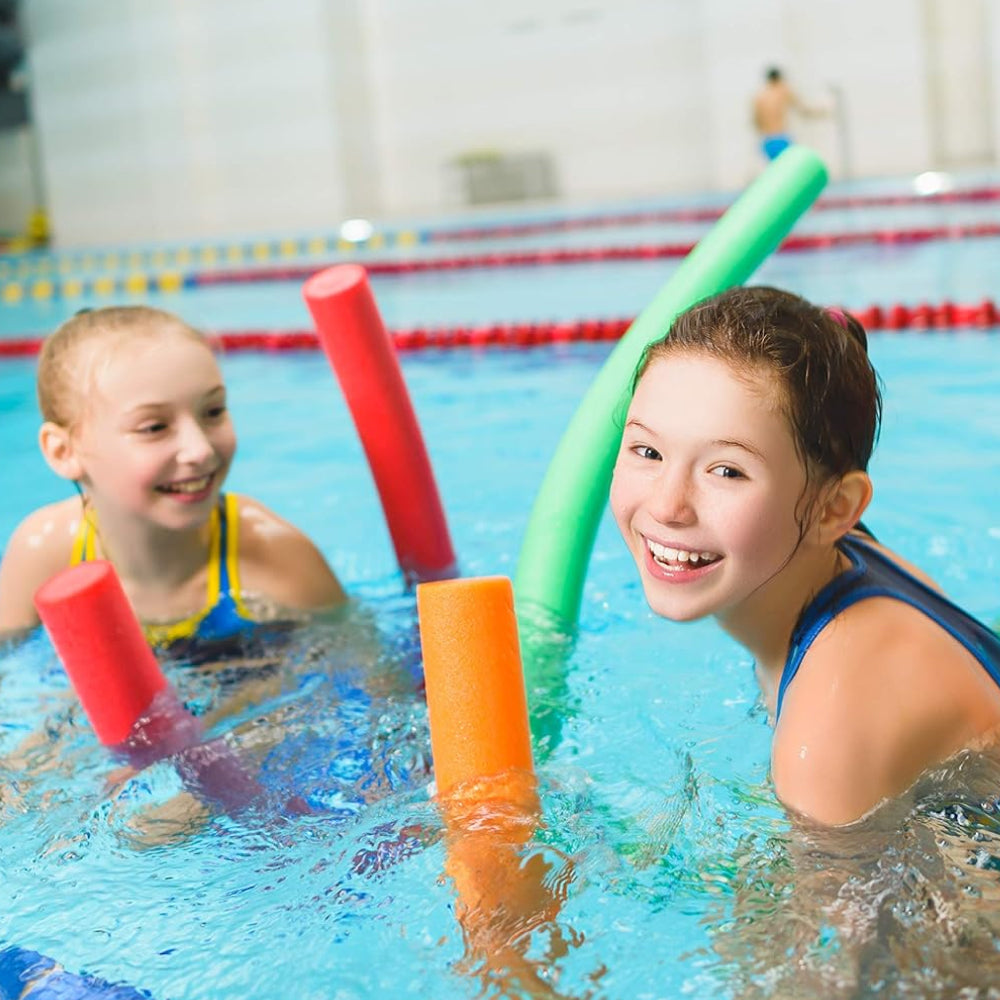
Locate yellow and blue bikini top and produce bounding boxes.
[70,492,256,648]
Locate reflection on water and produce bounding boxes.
[703,749,1000,998]
[5,601,1000,997]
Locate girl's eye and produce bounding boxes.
[136,421,167,435]
[631,444,662,461]
[205,405,227,420]
[711,465,744,479]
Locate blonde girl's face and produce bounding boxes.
[70,329,237,531]
[610,353,810,624]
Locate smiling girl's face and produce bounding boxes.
[68,325,237,532]
[610,351,813,626]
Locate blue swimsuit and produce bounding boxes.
[762,134,791,160]
[777,533,1000,720]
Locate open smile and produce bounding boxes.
[643,536,722,580]
[156,472,216,501]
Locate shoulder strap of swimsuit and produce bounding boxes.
[218,492,253,619]
[69,506,97,565]
[775,538,866,719]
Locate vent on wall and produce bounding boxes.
[449,150,559,205]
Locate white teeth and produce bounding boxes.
[647,539,719,566]
[162,476,211,494]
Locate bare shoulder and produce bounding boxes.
[0,498,81,631]
[772,598,1000,826]
[233,495,346,612]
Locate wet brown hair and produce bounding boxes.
[37,306,209,429]
[633,285,882,483]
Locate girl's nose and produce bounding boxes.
[176,418,215,465]
[649,466,696,525]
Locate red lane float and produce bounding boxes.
[303,264,457,585]
[34,561,259,811]
[2,300,999,362]
[425,185,1000,242]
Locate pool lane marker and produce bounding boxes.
[303,263,458,585]
[0,183,998,282]
[2,217,997,305]
[3,184,998,283]
[34,560,260,812]
[513,145,829,628]
[2,300,997,361]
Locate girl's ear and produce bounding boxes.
[817,470,872,543]
[39,421,84,481]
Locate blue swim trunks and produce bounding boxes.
[762,134,791,160]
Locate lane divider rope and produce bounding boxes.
[2,184,999,281]
[1,219,999,302]
[1,300,997,359]
[9,220,998,306]
[184,222,1000,286]
[428,185,1000,242]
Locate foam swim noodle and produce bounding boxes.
[303,264,458,584]
[416,575,534,799]
[34,561,260,812]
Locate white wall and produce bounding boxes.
[9,0,1000,246]
[925,0,997,169]
[23,0,366,246]
[363,0,958,207]
[364,0,714,214]
[990,0,1000,166]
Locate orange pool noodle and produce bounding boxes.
[417,576,534,798]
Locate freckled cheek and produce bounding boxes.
[730,500,800,563]
[609,465,639,533]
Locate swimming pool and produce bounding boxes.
[2,174,1000,998]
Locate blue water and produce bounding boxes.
[2,173,1000,998]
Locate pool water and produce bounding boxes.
[2,175,1000,998]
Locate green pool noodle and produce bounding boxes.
[514,146,828,627]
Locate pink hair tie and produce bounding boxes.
[826,307,849,328]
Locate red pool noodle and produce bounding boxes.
[34,560,167,746]
[302,265,457,584]
[34,561,260,811]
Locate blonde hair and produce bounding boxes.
[37,306,209,428]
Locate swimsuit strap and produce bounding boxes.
[777,533,1000,720]
[219,491,253,620]
[69,506,98,565]
[68,494,255,648]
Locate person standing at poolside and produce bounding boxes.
[0,305,346,648]
[752,67,829,161]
